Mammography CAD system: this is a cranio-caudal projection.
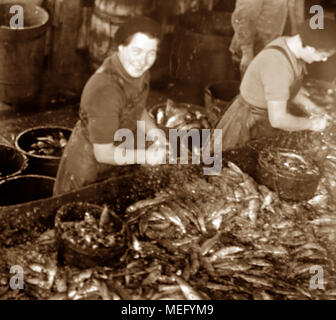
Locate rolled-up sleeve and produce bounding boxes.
[80,73,125,144]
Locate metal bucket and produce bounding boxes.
[0,174,55,206]
[15,126,72,177]
[148,102,209,158]
[0,144,28,181]
[0,2,49,104]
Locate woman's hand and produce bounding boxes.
[293,87,327,116]
[310,115,329,132]
[145,141,167,166]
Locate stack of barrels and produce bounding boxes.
[88,0,154,71]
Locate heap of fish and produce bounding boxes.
[258,148,320,176]
[1,159,336,300]
[125,162,336,300]
[154,99,211,130]
[28,131,68,157]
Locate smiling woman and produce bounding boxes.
[53,16,166,196]
[118,33,158,78]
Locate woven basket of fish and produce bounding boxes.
[15,126,72,177]
[55,202,128,269]
[256,147,321,201]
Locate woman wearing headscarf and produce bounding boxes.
[53,16,166,195]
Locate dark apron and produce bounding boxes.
[215,45,304,152]
[53,72,147,196]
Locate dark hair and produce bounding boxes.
[120,31,160,47]
[298,18,336,52]
[114,16,162,47]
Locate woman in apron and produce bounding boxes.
[53,16,165,195]
[213,18,336,153]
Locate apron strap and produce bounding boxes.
[264,45,296,76]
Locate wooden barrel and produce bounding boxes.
[89,0,154,71]
[170,11,239,87]
[0,2,49,104]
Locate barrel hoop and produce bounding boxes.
[0,22,49,41]
[93,7,129,24]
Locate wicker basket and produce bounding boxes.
[55,201,127,269]
[256,147,321,201]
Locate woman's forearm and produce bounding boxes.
[267,100,313,131]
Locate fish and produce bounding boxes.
[166,114,189,128]
[168,201,202,232]
[156,107,166,125]
[165,99,179,116]
[310,216,336,226]
[173,275,208,300]
[294,249,327,261]
[214,262,250,272]
[126,194,171,213]
[159,205,187,234]
[249,259,273,268]
[70,269,93,284]
[190,250,200,276]
[292,243,328,256]
[253,290,274,300]
[254,244,289,257]
[200,233,221,256]
[209,246,244,262]
[205,282,235,292]
[234,186,246,202]
[98,205,110,228]
[235,274,274,288]
[182,259,191,281]
[239,179,259,195]
[227,161,244,176]
[200,257,216,276]
[158,284,181,293]
[288,262,315,278]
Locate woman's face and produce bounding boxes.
[118,32,159,78]
[301,46,335,64]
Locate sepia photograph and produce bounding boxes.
[0,0,336,306]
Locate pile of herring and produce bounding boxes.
[1,158,336,300]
